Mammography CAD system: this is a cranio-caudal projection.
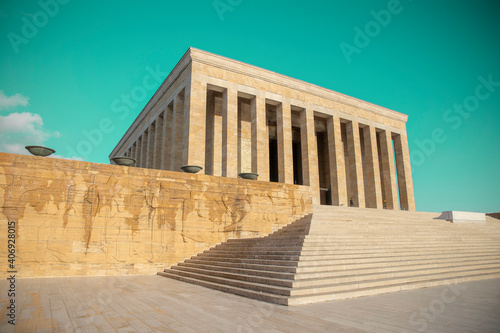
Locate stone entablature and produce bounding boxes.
[111,47,415,211]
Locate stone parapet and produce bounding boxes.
[0,153,312,278]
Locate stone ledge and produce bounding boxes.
[437,211,486,223]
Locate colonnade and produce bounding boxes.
[121,82,415,211]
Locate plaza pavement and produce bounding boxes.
[1,275,499,332]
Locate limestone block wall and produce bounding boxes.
[0,153,312,278]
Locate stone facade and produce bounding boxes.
[110,47,415,210]
[0,153,311,278]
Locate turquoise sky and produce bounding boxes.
[1,0,499,213]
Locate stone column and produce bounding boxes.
[394,133,416,211]
[238,100,252,174]
[276,101,293,184]
[131,142,136,161]
[363,126,383,208]
[222,88,238,178]
[161,107,171,170]
[153,117,162,169]
[250,95,269,181]
[327,116,348,206]
[379,130,399,209]
[213,94,223,177]
[171,92,184,171]
[141,132,148,168]
[346,121,365,207]
[183,79,207,171]
[146,123,155,169]
[205,91,215,175]
[300,108,320,204]
[136,139,142,167]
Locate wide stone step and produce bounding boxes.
[296,252,500,266]
[160,265,500,306]
[159,268,292,296]
[172,262,500,290]
[298,248,500,260]
[179,260,298,273]
[184,254,500,276]
[222,239,498,249]
[180,257,499,281]
[302,242,500,248]
[307,232,492,238]
[292,262,500,288]
[287,272,500,305]
[289,267,500,296]
[218,240,500,250]
[213,244,305,252]
[227,235,307,242]
[194,252,301,261]
[179,261,296,279]
[195,249,500,264]
[305,229,496,235]
[294,258,500,279]
[158,206,500,306]
[157,271,289,305]
[187,257,300,267]
[209,244,500,256]
[227,231,497,239]
[172,265,294,287]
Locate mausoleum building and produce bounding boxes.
[110,47,415,210]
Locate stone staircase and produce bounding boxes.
[157,205,500,305]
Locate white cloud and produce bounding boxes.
[1,143,28,155]
[0,112,43,133]
[0,91,29,111]
[0,112,59,155]
[0,92,82,160]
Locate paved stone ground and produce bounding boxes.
[1,275,499,332]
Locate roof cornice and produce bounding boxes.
[188,47,408,123]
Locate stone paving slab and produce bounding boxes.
[1,275,499,332]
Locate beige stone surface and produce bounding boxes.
[0,153,311,278]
